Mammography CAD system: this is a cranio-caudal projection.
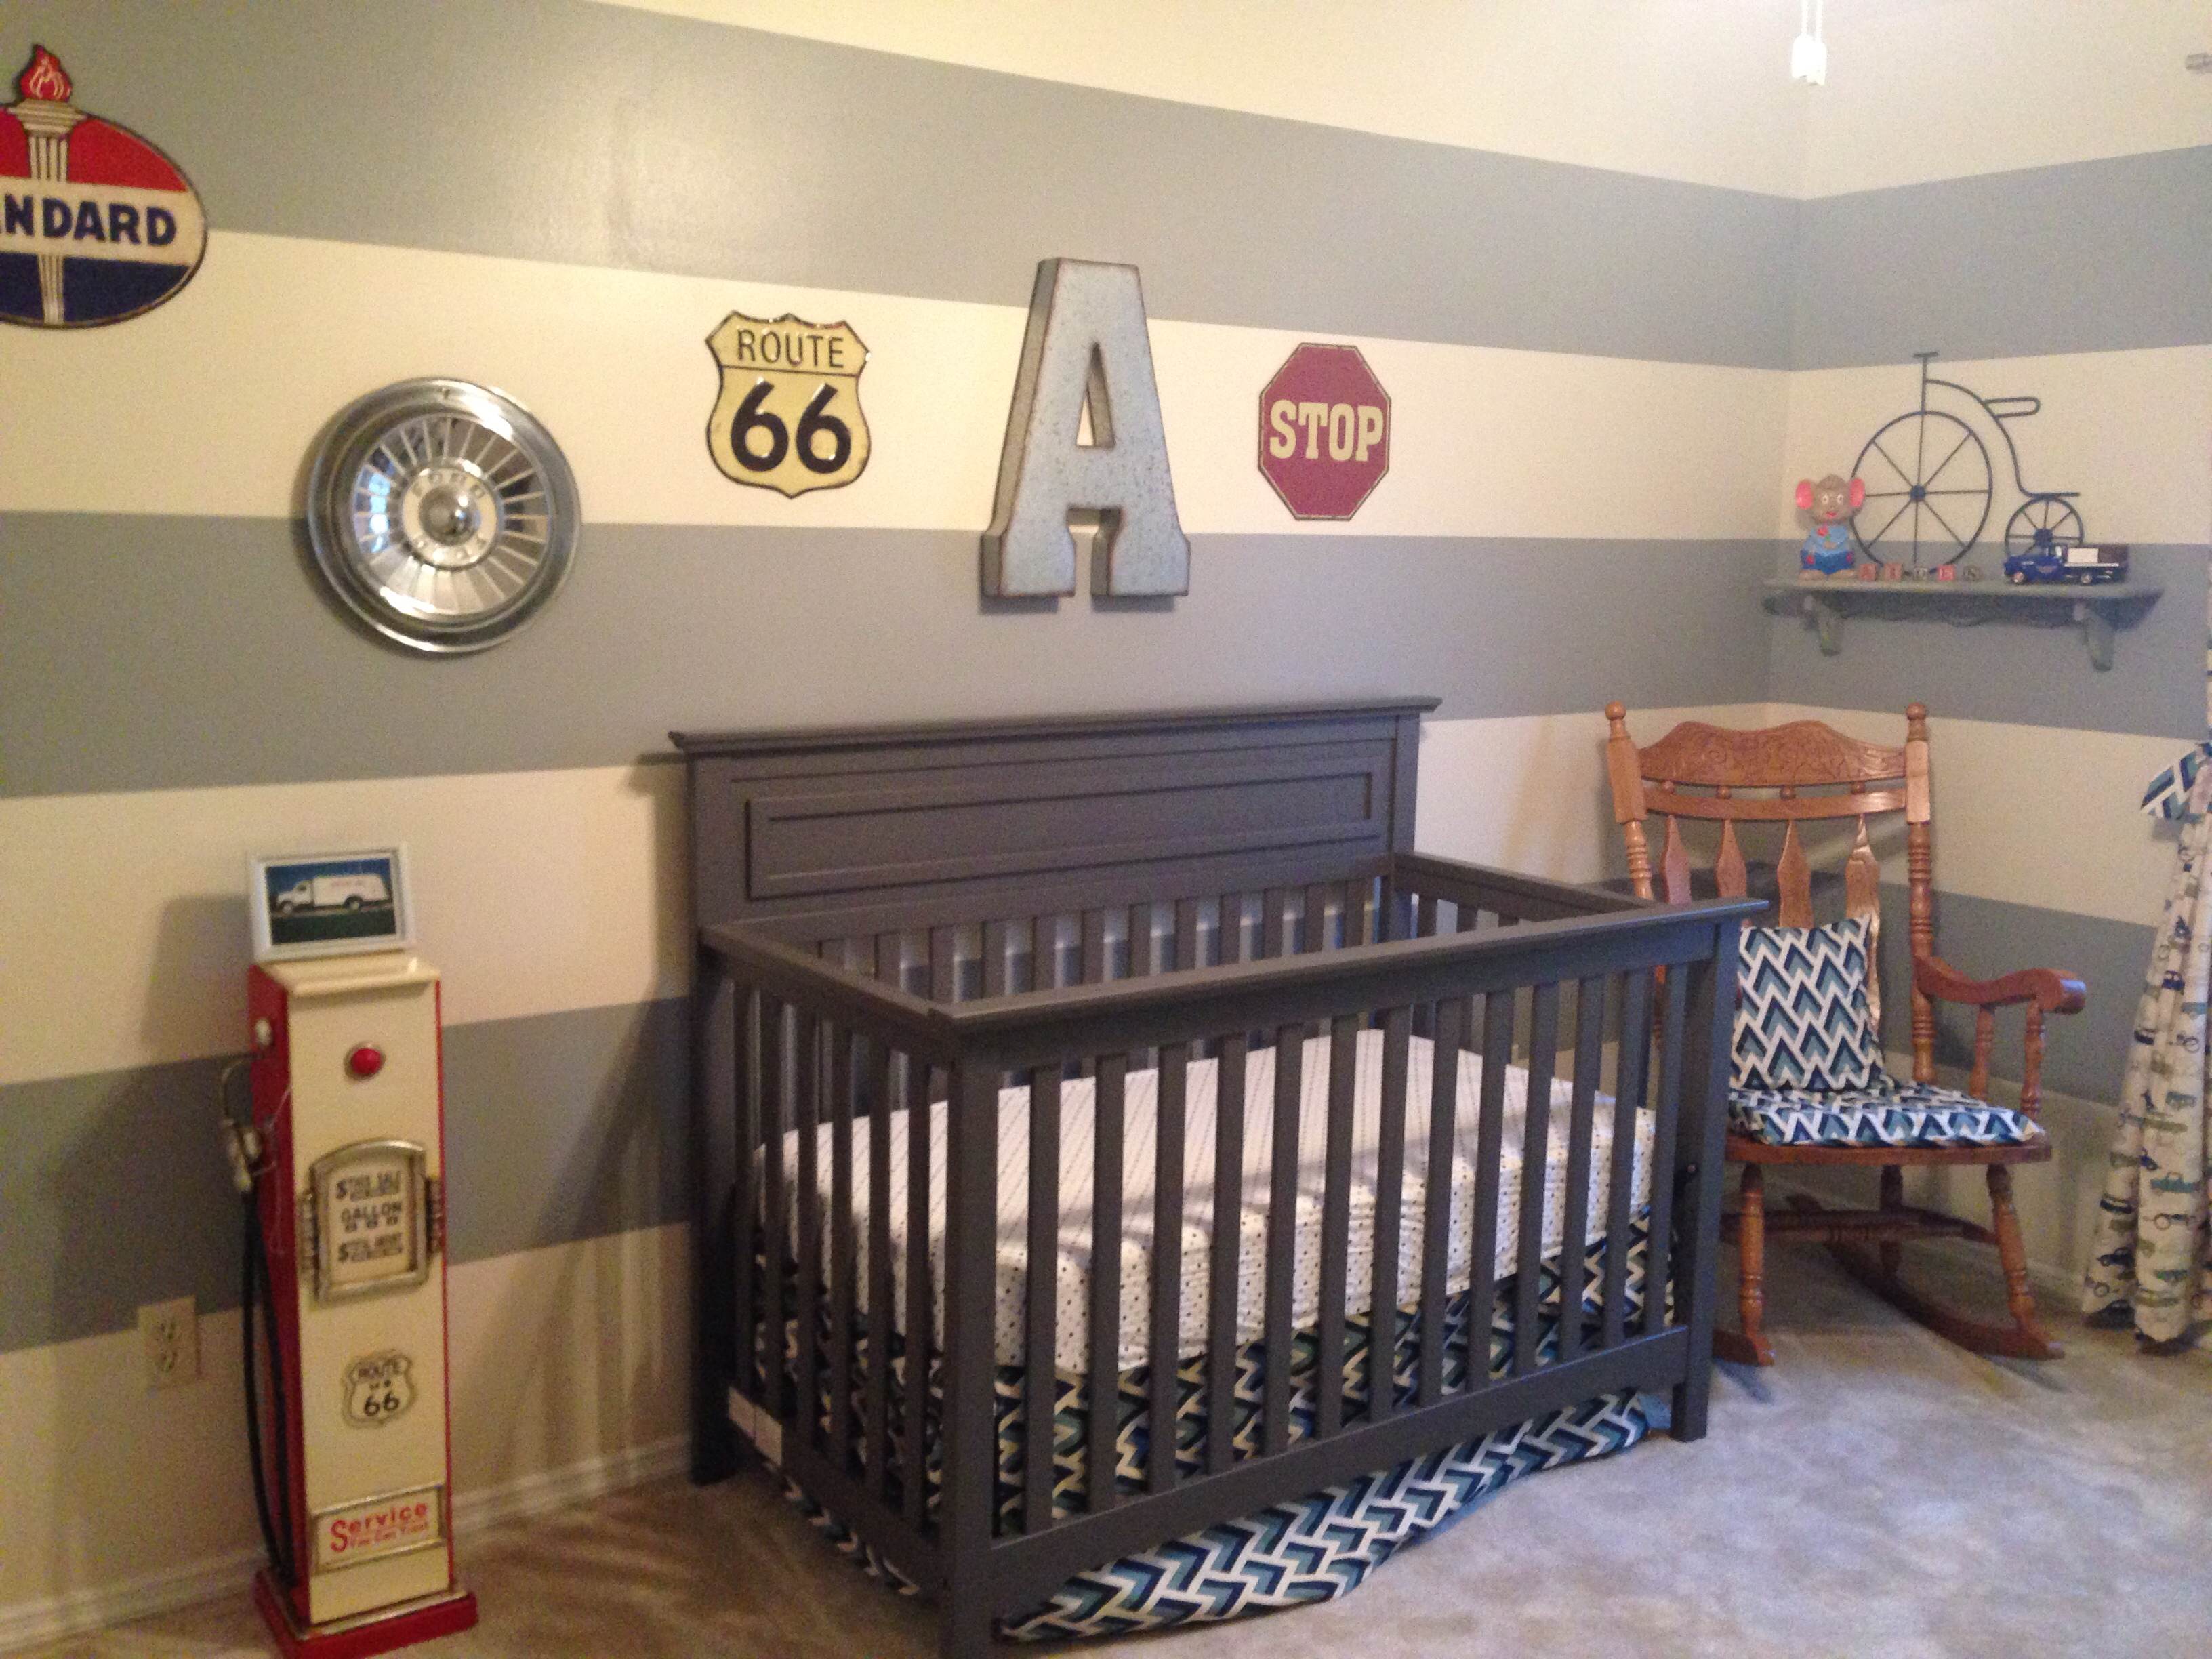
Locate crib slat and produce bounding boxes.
[1088,1055,1125,1514]
[1412,897,1442,1038]
[1149,1042,1188,1494]
[1010,916,1031,993]
[865,1040,895,1496]
[1207,1034,1247,1473]
[1467,989,1510,1391]
[1382,873,1414,942]
[1261,888,1288,960]
[1025,1067,1061,1532]
[1174,899,1200,974]
[1513,984,1559,1377]
[929,927,955,1002]
[901,1058,933,1527]
[1128,903,1151,977]
[1557,978,1605,1366]
[1368,1006,1411,1422]
[1314,1014,1359,1437]
[1217,893,1245,966]
[793,1010,823,1448]
[1645,966,1690,1338]
[1303,882,1330,953]
[1456,906,1480,1061]
[1083,909,1107,984]
[1603,970,1652,1350]
[984,920,1011,998]
[1262,1026,1303,1456]
[828,1027,857,1466]
[731,988,758,1406]
[760,1000,787,1414]
[1346,876,1372,947]
[1418,996,1462,1404]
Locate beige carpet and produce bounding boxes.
[26,1243,2211,1658]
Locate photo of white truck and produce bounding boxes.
[272,872,392,914]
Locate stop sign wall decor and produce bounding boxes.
[1258,343,1391,520]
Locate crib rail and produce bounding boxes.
[694,851,1753,1643]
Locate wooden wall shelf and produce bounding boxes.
[1761,577,2163,670]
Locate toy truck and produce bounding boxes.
[2004,543,2129,585]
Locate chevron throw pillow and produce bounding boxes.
[1732,916,1884,1092]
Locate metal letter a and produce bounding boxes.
[979,259,1191,598]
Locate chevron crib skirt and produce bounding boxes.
[775,1223,1654,1640]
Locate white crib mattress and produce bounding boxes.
[769,1028,1656,1372]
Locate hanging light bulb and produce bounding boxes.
[1792,0,1828,85]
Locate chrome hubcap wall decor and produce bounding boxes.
[307,380,579,653]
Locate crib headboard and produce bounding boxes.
[671,698,1438,943]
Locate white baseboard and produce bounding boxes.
[0,1435,690,1655]
[0,1546,268,1657]
[449,1434,690,1534]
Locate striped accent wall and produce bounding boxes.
[2,0,2206,1633]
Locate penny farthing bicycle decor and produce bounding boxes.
[307,380,580,653]
[1850,351,2086,571]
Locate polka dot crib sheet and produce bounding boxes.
[761,1026,1658,1371]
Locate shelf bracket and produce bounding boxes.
[1808,596,1843,657]
[2076,600,2117,672]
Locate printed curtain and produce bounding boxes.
[2083,582,2212,1344]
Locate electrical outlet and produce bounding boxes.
[140,1296,200,1390]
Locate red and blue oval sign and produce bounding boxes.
[1,45,205,329]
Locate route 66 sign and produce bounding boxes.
[342,1349,417,1428]
[706,311,869,496]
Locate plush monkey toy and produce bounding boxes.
[1796,473,1864,577]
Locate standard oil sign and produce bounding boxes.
[0,45,207,327]
[707,311,872,495]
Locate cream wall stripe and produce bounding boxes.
[1800,0,2212,199]
[0,764,687,1088]
[7,703,2188,1090]
[0,707,1737,1088]
[594,0,1814,197]
[1778,348,2212,547]
[607,0,2212,201]
[0,231,1788,537]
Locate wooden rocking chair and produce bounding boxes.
[1603,701,2085,1365]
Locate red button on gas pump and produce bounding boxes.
[346,1044,386,1080]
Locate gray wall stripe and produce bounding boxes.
[1875,886,2151,1107]
[0,998,688,1357]
[18,5,2203,369]
[1793,146,2212,370]
[12,0,1798,365]
[0,518,1776,798]
[1767,543,2210,742]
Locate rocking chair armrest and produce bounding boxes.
[1914,956,2085,1016]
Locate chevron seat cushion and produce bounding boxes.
[1732,917,1885,1092]
[1730,1077,2045,1149]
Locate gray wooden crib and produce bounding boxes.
[676,699,1753,1656]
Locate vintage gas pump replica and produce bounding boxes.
[224,850,476,1656]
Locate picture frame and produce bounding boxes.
[248,845,414,963]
